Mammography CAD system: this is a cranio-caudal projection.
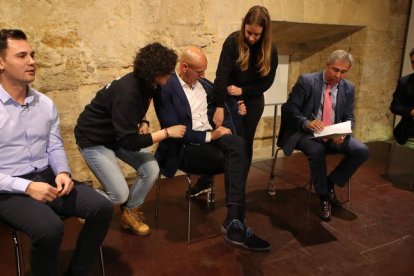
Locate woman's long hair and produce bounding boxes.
[237,6,272,76]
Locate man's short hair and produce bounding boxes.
[326,49,353,68]
[0,29,27,56]
[409,48,414,57]
[133,42,177,84]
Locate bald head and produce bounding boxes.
[180,46,207,65]
[178,46,207,87]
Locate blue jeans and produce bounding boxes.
[79,145,159,208]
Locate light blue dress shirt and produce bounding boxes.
[0,84,71,193]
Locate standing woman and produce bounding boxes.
[213,5,278,163]
[75,43,186,236]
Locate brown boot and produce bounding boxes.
[120,206,150,235]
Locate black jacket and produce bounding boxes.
[390,73,414,145]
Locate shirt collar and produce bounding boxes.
[0,84,35,105]
[322,71,339,90]
[176,70,199,90]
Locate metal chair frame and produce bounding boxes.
[155,173,215,244]
[1,220,106,276]
[385,139,414,191]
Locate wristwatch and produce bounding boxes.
[61,171,72,179]
[140,119,150,127]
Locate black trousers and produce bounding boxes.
[242,94,265,164]
[179,134,249,209]
[0,167,113,276]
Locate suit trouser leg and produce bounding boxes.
[297,136,369,195]
[179,135,248,217]
[215,135,249,208]
[325,136,369,187]
[0,193,64,276]
[296,136,329,196]
[1,167,113,276]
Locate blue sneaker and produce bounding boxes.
[225,219,271,252]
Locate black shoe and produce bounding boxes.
[225,219,271,252]
[319,200,332,222]
[186,178,212,198]
[329,189,342,208]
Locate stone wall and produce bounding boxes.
[0,0,410,181]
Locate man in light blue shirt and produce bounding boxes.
[0,29,113,276]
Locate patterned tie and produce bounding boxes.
[322,84,332,126]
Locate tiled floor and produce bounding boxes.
[1,141,413,275]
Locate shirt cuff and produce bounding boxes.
[303,120,311,130]
[12,177,32,193]
[205,132,211,143]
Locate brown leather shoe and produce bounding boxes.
[120,206,150,235]
[319,200,331,222]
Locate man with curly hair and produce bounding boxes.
[75,42,186,235]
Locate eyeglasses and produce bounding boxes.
[328,66,348,74]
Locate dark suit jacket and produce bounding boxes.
[390,73,414,145]
[277,72,355,155]
[153,73,240,177]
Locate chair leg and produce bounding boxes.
[155,173,161,218]
[307,179,313,213]
[99,246,105,276]
[411,174,414,191]
[207,176,215,203]
[385,140,396,177]
[11,229,22,276]
[345,179,351,205]
[268,147,283,196]
[185,174,192,245]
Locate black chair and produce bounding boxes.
[0,219,106,276]
[268,147,351,207]
[385,139,414,191]
[154,173,215,244]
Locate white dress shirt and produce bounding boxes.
[176,73,213,142]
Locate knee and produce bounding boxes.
[109,187,129,205]
[307,146,326,161]
[138,159,160,182]
[88,196,113,223]
[355,143,369,162]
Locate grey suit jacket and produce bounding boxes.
[277,71,355,155]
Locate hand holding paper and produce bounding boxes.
[313,121,352,138]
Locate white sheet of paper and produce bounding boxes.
[313,121,352,138]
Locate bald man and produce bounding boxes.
[154,46,270,251]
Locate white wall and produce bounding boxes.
[263,55,289,117]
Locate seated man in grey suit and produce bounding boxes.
[277,49,369,222]
[390,47,414,146]
[154,46,270,251]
